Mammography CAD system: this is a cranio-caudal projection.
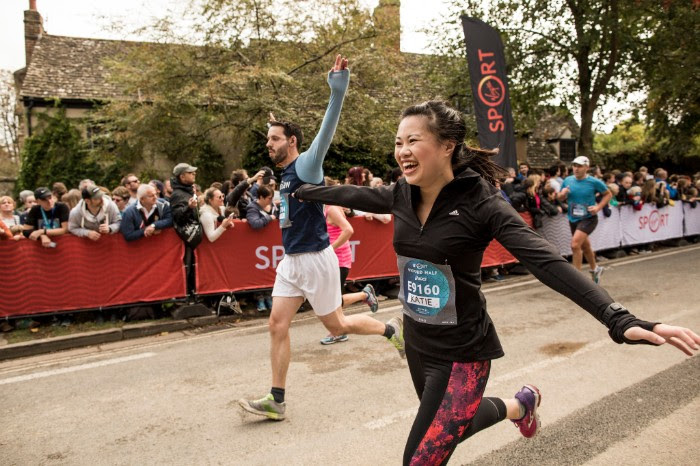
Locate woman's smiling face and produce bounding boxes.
[394,115,453,188]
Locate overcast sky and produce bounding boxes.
[1,0,448,72]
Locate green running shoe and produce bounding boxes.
[238,393,286,421]
[386,317,406,359]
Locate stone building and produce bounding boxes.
[13,0,576,177]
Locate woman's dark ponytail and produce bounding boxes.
[401,101,508,186]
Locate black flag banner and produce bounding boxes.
[461,16,517,169]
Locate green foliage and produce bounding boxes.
[18,108,98,192]
[93,0,413,182]
[429,1,650,158]
[631,1,700,163]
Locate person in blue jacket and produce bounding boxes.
[120,184,173,242]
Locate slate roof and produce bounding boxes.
[19,34,146,101]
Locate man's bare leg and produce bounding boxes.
[318,306,386,336]
[571,229,588,270]
[269,296,304,389]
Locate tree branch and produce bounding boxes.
[287,31,378,75]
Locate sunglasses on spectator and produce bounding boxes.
[127,179,139,184]
[217,195,225,199]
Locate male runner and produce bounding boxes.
[558,155,611,283]
[238,55,404,421]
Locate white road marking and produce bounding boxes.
[0,352,155,385]
[363,309,696,431]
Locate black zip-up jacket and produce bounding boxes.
[296,167,655,362]
[170,177,198,227]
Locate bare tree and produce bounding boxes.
[0,70,21,164]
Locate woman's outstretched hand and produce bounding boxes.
[623,324,700,356]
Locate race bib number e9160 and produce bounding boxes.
[397,255,457,325]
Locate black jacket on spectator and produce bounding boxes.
[169,177,197,227]
[225,181,252,218]
[615,183,628,205]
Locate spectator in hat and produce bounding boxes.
[68,185,122,240]
[170,163,201,298]
[78,179,95,191]
[23,187,70,247]
[250,166,276,199]
[120,184,173,242]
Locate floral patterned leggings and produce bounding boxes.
[404,344,507,465]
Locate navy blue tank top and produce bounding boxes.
[278,159,329,254]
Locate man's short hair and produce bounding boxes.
[122,173,138,187]
[269,120,304,149]
[257,185,272,199]
[137,184,155,200]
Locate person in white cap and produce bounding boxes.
[558,156,611,283]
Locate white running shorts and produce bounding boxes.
[272,245,342,316]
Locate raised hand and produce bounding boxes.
[330,54,349,73]
[623,323,700,356]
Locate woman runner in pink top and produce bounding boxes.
[320,192,379,345]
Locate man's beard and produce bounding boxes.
[270,146,288,166]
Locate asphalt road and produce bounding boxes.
[2,245,699,465]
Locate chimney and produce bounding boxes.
[24,0,44,66]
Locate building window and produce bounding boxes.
[559,138,576,162]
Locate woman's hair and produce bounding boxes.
[400,101,508,186]
[0,195,16,208]
[526,174,541,196]
[203,187,221,205]
[346,166,364,186]
[111,186,130,199]
[149,179,165,197]
[362,168,373,186]
[641,179,657,203]
[324,176,340,186]
[61,189,81,210]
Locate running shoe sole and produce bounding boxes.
[237,398,286,421]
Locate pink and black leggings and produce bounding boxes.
[404,344,507,466]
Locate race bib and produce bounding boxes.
[278,193,291,229]
[397,255,457,325]
[571,203,587,218]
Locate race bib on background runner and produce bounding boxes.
[397,255,457,325]
[571,203,588,218]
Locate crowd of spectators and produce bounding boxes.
[502,162,699,225]
[2,160,699,329]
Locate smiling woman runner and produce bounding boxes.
[294,100,700,465]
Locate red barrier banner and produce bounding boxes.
[196,213,533,294]
[0,230,187,317]
[195,217,398,294]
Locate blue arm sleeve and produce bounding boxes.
[295,69,350,184]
